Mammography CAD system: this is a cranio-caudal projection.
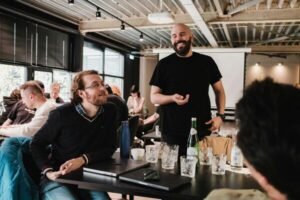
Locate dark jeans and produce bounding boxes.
[40,179,110,200]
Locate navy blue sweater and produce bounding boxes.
[31,102,117,171]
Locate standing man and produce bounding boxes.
[31,70,117,200]
[150,23,225,154]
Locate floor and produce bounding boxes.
[109,193,159,200]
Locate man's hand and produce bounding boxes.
[172,94,189,105]
[46,171,63,181]
[59,157,85,175]
[205,116,223,132]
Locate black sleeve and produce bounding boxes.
[149,61,164,89]
[208,56,222,84]
[7,101,21,121]
[30,110,61,171]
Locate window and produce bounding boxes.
[34,71,53,93]
[0,64,27,100]
[53,70,72,102]
[104,49,124,97]
[83,46,103,73]
[83,42,125,97]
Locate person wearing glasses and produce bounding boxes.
[31,70,117,200]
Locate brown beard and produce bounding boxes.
[172,38,192,56]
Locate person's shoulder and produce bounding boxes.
[192,52,213,60]
[158,53,177,63]
[103,102,117,112]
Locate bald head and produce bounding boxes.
[171,23,193,57]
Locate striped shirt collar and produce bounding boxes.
[75,103,103,122]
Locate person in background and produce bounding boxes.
[31,70,117,200]
[49,82,64,103]
[127,85,145,115]
[236,78,300,200]
[136,105,160,138]
[105,84,128,127]
[0,89,22,125]
[111,85,122,97]
[149,23,226,155]
[0,81,57,137]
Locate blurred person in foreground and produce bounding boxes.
[236,78,300,200]
[31,70,117,200]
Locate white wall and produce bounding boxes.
[139,56,158,115]
[245,54,300,86]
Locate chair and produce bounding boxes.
[199,135,233,161]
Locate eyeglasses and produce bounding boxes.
[84,82,104,90]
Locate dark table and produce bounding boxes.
[56,161,261,200]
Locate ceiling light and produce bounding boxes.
[120,22,125,31]
[68,0,74,5]
[148,11,174,24]
[96,8,101,19]
[139,33,144,42]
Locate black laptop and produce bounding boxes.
[119,168,191,191]
[83,156,149,177]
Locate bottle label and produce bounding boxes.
[190,128,197,135]
[187,147,198,157]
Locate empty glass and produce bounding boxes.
[199,147,213,165]
[145,145,159,163]
[211,154,226,175]
[180,156,197,178]
[161,143,179,170]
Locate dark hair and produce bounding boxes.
[20,81,44,97]
[10,89,21,100]
[105,84,113,95]
[236,78,300,199]
[71,70,99,104]
[130,85,140,97]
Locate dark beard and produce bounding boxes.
[172,38,192,56]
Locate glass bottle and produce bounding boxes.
[120,120,130,159]
[186,117,199,159]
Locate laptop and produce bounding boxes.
[83,156,149,177]
[119,168,191,191]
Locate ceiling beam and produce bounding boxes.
[179,0,218,47]
[209,8,300,24]
[227,0,262,16]
[79,14,197,33]
[251,45,300,53]
[222,24,233,47]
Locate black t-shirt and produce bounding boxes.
[150,52,222,145]
[8,100,35,125]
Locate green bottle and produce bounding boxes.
[186,117,199,159]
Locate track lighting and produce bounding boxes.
[68,0,74,5]
[96,7,101,19]
[120,22,125,31]
[139,33,144,42]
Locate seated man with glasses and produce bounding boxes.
[31,70,117,200]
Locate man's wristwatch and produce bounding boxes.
[216,113,225,121]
